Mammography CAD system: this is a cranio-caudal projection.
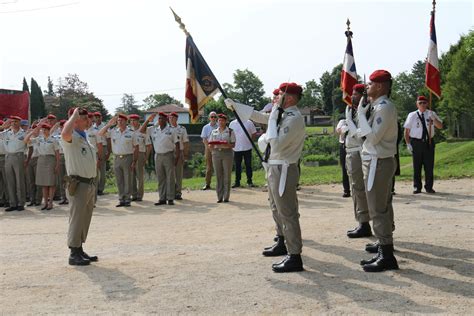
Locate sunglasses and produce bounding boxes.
[210,116,217,118]
[418,101,428,105]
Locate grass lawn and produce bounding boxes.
[305,125,334,135]
[106,140,474,193]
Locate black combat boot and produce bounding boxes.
[80,246,98,262]
[362,244,399,272]
[262,236,287,257]
[347,222,372,238]
[272,254,304,273]
[365,241,380,253]
[68,247,90,266]
[265,235,282,250]
[360,246,381,265]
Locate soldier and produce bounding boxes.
[140,112,180,205]
[225,82,306,273]
[98,114,138,207]
[343,84,372,238]
[208,114,236,203]
[129,114,149,202]
[61,107,98,266]
[1,116,28,211]
[357,70,399,272]
[0,119,9,207]
[94,112,108,196]
[25,123,44,207]
[169,112,189,200]
[86,115,102,203]
[404,96,443,194]
[200,111,218,190]
[20,120,32,203]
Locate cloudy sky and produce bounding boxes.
[0,0,472,113]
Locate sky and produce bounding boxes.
[0,0,472,114]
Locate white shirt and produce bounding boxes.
[110,127,137,155]
[229,119,257,152]
[0,129,27,154]
[132,128,150,153]
[86,126,100,150]
[147,125,179,154]
[200,122,218,141]
[94,122,108,145]
[404,110,441,140]
[170,125,189,151]
[336,119,347,144]
[60,130,97,179]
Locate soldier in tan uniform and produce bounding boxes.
[99,114,138,207]
[342,84,373,238]
[93,112,108,196]
[226,82,306,273]
[1,116,28,211]
[61,107,98,266]
[86,115,103,204]
[0,119,9,207]
[169,112,189,200]
[129,114,149,202]
[140,112,180,205]
[356,70,399,272]
[208,114,235,203]
[25,124,43,207]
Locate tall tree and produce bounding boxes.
[44,76,55,96]
[142,93,182,110]
[299,79,322,109]
[22,77,29,92]
[116,93,142,115]
[224,69,268,110]
[30,78,46,119]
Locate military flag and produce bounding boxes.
[341,20,358,105]
[425,7,441,98]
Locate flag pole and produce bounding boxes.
[170,8,264,163]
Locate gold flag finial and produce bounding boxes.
[170,7,190,36]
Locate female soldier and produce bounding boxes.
[25,122,60,210]
[208,114,235,203]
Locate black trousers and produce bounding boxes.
[410,138,435,190]
[339,143,350,194]
[234,149,253,184]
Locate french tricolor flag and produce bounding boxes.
[425,10,441,98]
[341,35,358,106]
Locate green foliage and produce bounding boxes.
[298,79,322,109]
[303,154,338,166]
[22,77,29,92]
[142,93,183,110]
[116,93,142,115]
[45,76,54,96]
[30,78,46,120]
[187,152,206,177]
[201,98,233,122]
[223,68,269,110]
[303,135,339,157]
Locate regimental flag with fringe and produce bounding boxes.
[341,32,358,106]
[185,36,220,123]
[425,9,441,98]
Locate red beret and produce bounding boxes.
[47,114,57,120]
[158,112,168,118]
[32,124,37,129]
[169,112,179,118]
[217,113,227,120]
[279,82,303,96]
[353,84,365,93]
[10,115,22,121]
[417,96,428,102]
[87,113,94,118]
[0,120,4,125]
[59,119,67,126]
[273,88,280,96]
[40,123,51,130]
[93,112,102,117]
[369,70,392,83]
[128,114,140,120]
[68,107,88,117]
[118,113,128,120]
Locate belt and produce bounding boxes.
[266,159,290,197]
[71,175,95,184]
[346,146,362,153]
[410,137,432,143]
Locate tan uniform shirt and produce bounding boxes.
[147,125,179,154]
[60,130,97,179]
[86,126,101,150]
[361,95,398,158]
[132,128,150,153]
[1,129,27,154]
[95,122,108,145]
[31,136,60,156]
[110,127,137,155]
[208,126,236,146]
[170,125,189,151]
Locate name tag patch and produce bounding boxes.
[376,117,382,125]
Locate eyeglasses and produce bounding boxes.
[210,116,217,118]
[418,101,428,105]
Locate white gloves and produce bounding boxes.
[357,97,369,117]
[406,143,413,154]
[224,98,235,111]
[266,105,279,140]
[340,125,349,133]
[345,106,352,123]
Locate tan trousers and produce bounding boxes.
[114,154,133,202]
[175,151,184,197]
[346,151,370,223]
[67,181,95,247]
[267,163,302,254]
[5,152,26,207]
[98,148,107,192]
[204,147,213,186]
[155,151,175,201]
[132,152,146,199]
[27,157,42,203]
[268,191,283,236]
[212,149,233,201]
[0,155,8,204]
[363,157,396,245]
[58,154,67,200]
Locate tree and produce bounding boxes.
[223,69,269,110]
[116,93,142,115]
[299,79,322,109]
[30,78,46,119]
[44,76,54,96]
[142,93,182,110]
[22,77,30,92]
[201,97,233,122]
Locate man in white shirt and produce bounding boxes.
[200,111,218,190]
[403,95,443,194]
[229,119,257,187]
[336,117,351,197]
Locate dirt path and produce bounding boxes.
[1,179,473,314]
